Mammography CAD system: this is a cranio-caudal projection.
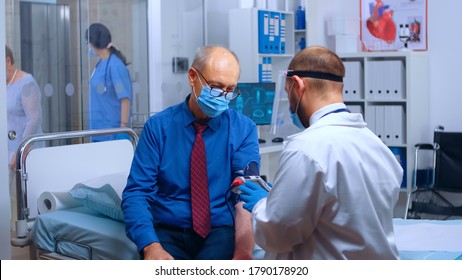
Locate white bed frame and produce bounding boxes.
[11,128,138,253]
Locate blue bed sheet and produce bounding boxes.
[32,206,139,260]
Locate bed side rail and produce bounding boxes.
[12,128,138,245]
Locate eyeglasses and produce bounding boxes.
[194,68,240,101]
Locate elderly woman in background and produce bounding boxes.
[6,45,43,226]
[5,45,43,172]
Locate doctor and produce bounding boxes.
[239,46,403,259]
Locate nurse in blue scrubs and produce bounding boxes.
[85,23,132,141]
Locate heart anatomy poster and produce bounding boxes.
[361,0,427,51]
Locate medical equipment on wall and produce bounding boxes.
[229,82,276,126]
[228,82,276,143]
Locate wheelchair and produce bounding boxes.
[405,126,462,220]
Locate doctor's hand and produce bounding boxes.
[239,181,269,212]
[143,242,174,260]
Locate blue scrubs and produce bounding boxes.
[89,54,132,141]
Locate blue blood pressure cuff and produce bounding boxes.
[243,161,259,176]
[230,161,260,205]
[230,192,241,205]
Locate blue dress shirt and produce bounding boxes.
[122,95,261,252]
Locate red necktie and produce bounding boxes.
[190,121,211,238]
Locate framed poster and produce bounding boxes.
[360,0,427,51]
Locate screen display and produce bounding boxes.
[229,82,275,125]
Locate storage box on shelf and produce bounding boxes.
[340,52,430,194]
[260,0,307,54]
[229,7,295,83]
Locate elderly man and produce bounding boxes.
[122,45,260,260]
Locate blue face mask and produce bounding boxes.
[195,85,230,117]
[291,110,305,129]
[288,83,306,129]
[88,47,97,57]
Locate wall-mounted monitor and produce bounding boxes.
[229,82,276,126]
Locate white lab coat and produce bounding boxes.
[253,103,402,259]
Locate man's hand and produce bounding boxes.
[143,242,174,260]
[239,181,269,212]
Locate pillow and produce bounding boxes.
[77,171,129,198]
[69,183,124,221]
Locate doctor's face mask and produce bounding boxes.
[287,81,305,129]
[281,71,305,129]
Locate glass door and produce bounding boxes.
[5,0,150,136]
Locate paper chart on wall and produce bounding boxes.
[360,0,427,51]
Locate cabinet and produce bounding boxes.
[229,7,305,140]
[229,2,309,82]
[229,8,295,83]
[339,52,430,193]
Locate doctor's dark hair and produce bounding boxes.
[288,46,344,92]
[85,23,129,65]
[191,45,240,73]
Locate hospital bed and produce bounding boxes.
[251,218,462,260]
[393,218,462,260]
[10,129,461,260]
[254,219,462,260]
[11,128,140,260]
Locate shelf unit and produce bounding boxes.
[229,7,295,83]
[294,29,307,53]
[229,1,309,82]
[339,51,430,192]
[287,0,307,54]
[229,6,301,159]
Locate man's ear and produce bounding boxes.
[188,68,197,86]
[292,75,306,97]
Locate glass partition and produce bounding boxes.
[5,0,149,136]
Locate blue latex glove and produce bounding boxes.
[239,181,269,212]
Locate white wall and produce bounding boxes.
[151,0,204,110]
[150,0,245,112]
[205,0,240,46]
[307,0,360,49]
[1,0,13,260]
[307,0,462,135]
[428,0,462,132]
